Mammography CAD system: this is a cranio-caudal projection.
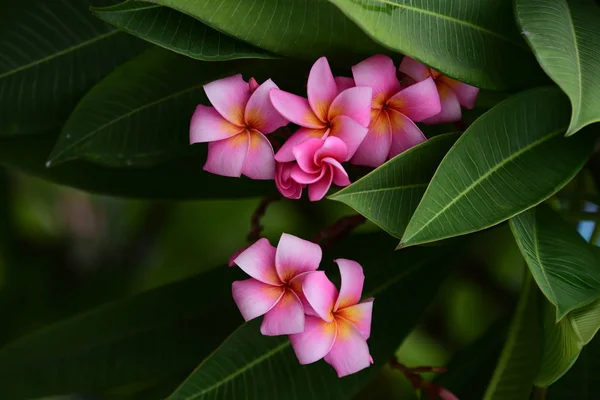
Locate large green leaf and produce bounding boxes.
[0,0,147,137]
[144,0,383,62]
[330,133,459,239]
[329,0,544,90]
[168,235,453,400]
[0,267,242,400]
[510,205,600,321]
[483,275,542,400]
[93,1,275,61]
[48,47,310,167]
[515,0,600,135]
[0,131,274,199]
[570,299,600,345]
[400,87,595,248]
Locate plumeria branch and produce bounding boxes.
[312,214,366,250]
[247,195,281,243]
[389,357,458,400]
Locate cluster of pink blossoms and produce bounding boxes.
[190,55,478,201]
[231,233,374,377]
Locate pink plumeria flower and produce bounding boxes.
[290,136,351,202]
[350,54,441,168]
[290,259,374,378]
[270,57,372,163]
[275,162,304,200]
[232,233,322,336]
[399,56,479,125]
[190,75,288,179]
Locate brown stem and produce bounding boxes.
[389,357,458,400]
[312,214,366,250]
[247,195,281,243]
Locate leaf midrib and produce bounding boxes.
[0,30,119,80]
[177,261,425,400]
[402,127,565,245]
[333,183,429,197]
[561,0,583,129]
[370,0,528,50]
[530,210,559,310]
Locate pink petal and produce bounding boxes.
[335,76,355,94]
[328,116,369,161]
[228,245,249,267]
[289,272,319,316]
[233,237,281,285]
[307,57,338,122]
[293,137,325,174]
[241,130,275,180]
[308,168,334,201]
[269,89,325,129]
[388,110,427,158]
[249,77,259,93]
[260,289,305,336]
[190,105,243,144]
[386,77,441,122]
[422,83,462,124]
[398,56,431,82]
[350,110,392,168]
[204,74,250,126]
[203,132,249,177]
[274,127,327,163]
[244,79,289,134]
[333,258,365,311]
[275,233,322,282]
[438,388,460,400]
[290,163,325,185]
[302,271,338,322]
[352,54,400,108]
[289,315,337,364]
[275,162,304,200]
[329,159,351,187]
[231,278,284,321]
[328,87,373,127]
[315,136,348,163]
[438,76,479,109]
[324,318,371,377]
[336,298,373,339]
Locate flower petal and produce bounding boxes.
[350,110,392,168]
[386,77,441,122]
[324,318,371,377]
[293,137,325,174]
[289,315,337,364]
[270,89,324,129]
[289,271,318,316]
[241,130,275,180]
[275,162,303,200]
[274,127,327,162]
[290,163,324,185]
[231,278,284,321]
[422,83,462,124]
[308,168,334,201]
[249,77,259,93]
[437,76,479,109]
[260,289,305,336]
[308,57,338,122]
[328,86,373,127]
[203,133,249,178]
[388,110,427,158]
[233,237,280,285]
[190,105,243,144]
[335,76,355,93]
[336,298,373,339]
[352,54,400,108]
[333,258,365,311]
[328,115,369,161]
[302,271,338,322]
[275,233,322,282]
[204,74,250,126]
[244,79,289,134]
[398,56,431,82]
[329,159,351,187]
[314,135,348,164]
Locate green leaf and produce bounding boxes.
[483,275,542,400]
[0,131,274,199]
[330,132,459,239]
[400,87,595,248]
[0,267,242,400]
[145,0,384,62]
[92,1,275,61]
[535,298,583,388]
[570,299,600,345]
[0,0,148,137]
[329,0,544,90]
[510,205,600,321]
[168,235,453,400]
[47,47,310,167]
[515,0,600,135]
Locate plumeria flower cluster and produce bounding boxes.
[190,55,478,200]
[231,233,374,377]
